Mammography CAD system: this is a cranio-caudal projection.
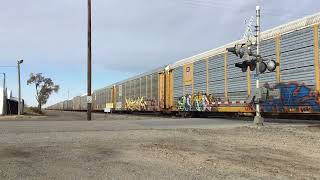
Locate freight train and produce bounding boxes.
[48,13,320,116]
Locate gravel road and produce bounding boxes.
[0,111,319,179]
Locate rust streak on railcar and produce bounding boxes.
[275,36,281,83]
[313,24,320,93]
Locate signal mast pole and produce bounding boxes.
[87,0,92,121]
[254,6,264,125]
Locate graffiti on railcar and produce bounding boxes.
[177,94,191,111]
[125,97,157,111]
[262,82,320,113]
[125,97,147,111]
[193,93,215,111]
[177,93,215,112]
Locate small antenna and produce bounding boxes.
[243,16,254,41]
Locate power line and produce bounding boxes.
[174,0,312,18]
[0,66,16,68]
[181,0,234,7]
[177,0,236,10]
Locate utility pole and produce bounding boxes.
[67,89,70,110]
[1,73,6,115]
[87,0,92,121]
[253,6,264,126]
[17,60,24,115]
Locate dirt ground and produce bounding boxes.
[0,111,319,179]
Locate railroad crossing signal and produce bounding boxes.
[227,42,279,73]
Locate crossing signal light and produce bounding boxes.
[249,61,256,71]
[235,62,248,72]
[259,62,267,73]
[235,61,257,72]
[226,47,236,54]
[227,43,279,74]
[234,59,278,73]
[257,60,279,73]
[267,60,278,72]
[256,60,279,73]
[226,44,245,58]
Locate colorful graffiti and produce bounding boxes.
[193,93,213,111]
[177,93,215,112]
[177,94,191,111]
[126,97,147,111]
[262,82,320,113]
[176,82,320,113]
[125,97,157,111]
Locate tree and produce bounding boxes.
[27,73,60,112]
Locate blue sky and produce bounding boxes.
[1,0,319,107]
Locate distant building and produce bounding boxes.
[0,88,23,115]
[0,88,6,115]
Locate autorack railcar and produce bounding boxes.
[48,13,320,116]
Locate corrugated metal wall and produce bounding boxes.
[184,85,192,95]
[116,73,160,109]
[130,80,134,98]
[67,100,73,110]
[208,54,225,100]
[107,74,161,110]
[63,101,67,110]
[227,52,248,101]
[280,27,315,86]
[173,67,183,103]
[147,75,152,99]
[102,90,105,108]
[132,80,136,98]
[59,102,63,110]
[104,89,107,107]
[94,91,98,109]
[72,96,81,110]
[134,79,140,98]
[125,82,130,99]
[99,90,103,108]
[80,96,87,110]
[141,77,147,98]
[250,39,277,92]
[95,88,107,109]
[115,85,119,102]
[121,84,126,107]
[152,73,159,101]
[193,60,207,94]
[106,88,111,104]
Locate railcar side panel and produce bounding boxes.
[227,52,248,102]
[173,66,183,109]
[208,54,225,101]
[193,60,207,95]
[261,26,320,113]
[250,39,277,92]
[80,95,87,111]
